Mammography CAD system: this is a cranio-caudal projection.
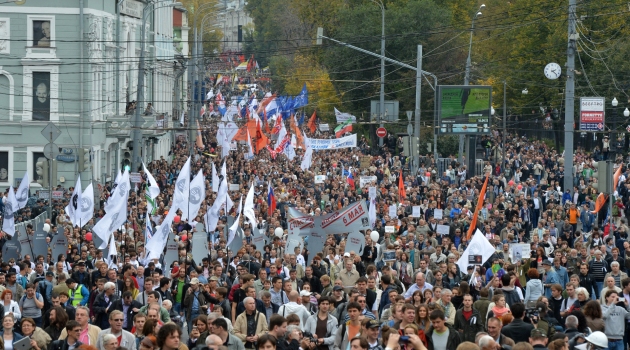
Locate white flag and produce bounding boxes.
[227,195,243,246]
[368,195,377,229]
[221,137,230,158]
[105,170,122,212]
[243,183,257,227]
[285,135,296,160]
[246,130,254,160]
[93,171,130,249]
[212,163,219,193]
[173,157,191,219]
[77,183,94,227]
[65,176,82,227]
[107,233,118,269]
[205,178,228,232]
[180,111,185,125]
[184,169,206,220]
[2,186,18,236]
[142,163,160,199]
[334,107,357,123]
[15,172,29,209]
[221,160,227,178]
[301,147,313,171]
[145,209,177,261]
[457,229,496,273]
[275,120,287,149]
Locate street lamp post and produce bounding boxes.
[131,1,182,172]
[460,4,485,164]
[371,0,386,148]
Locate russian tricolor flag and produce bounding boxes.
[267,182,276,216]
[347,172,355,189]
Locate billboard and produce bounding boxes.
[438,85,492,134]
[580,97,605,131]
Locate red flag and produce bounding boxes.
[308,110,317,133]
[255,120,269,154]
[398,170,406,200]
[466,174,490,240]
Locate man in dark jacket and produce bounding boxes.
[378,275,396,317]
[110,291,143,332]
[453,295,483,342]
[48,320,83,350]
[425,309,461,350]
[501,303,534,344]
[92,281,120,330]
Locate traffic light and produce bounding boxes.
[36,158,48,188]
[122,142,132,170]
[78,148,90,172]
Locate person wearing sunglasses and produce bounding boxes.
[94,311,136,350]
[48,320,83,350]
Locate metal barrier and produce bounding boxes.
[436,158,486,179]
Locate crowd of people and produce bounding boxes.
[0,74,629,350]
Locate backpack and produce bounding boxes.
[38,282,51,311]
[612,205,619,216]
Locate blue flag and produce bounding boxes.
[293,83,308,109]
[298,111,305,126]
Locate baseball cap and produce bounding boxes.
[190,278,200,285]
[343,252,350,258]
[45,271,54,277]
[333,285,343,291]
[365,320,380,329]
[76,261,86,266]
[300,290,312,297]
[530,328,547,338]
[209,276,219,282]
[541,259,552,266]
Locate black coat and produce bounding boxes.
[93,292,120,330]
[110,299,143,331]
[501,319,535,344]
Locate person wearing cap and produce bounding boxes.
[300,290,317,315]
[67,278,89,307]
[183,277,220,333]
[529,328,548,350]
[541,260,559,299]
[304,296,338,350]
[70,261,91,289]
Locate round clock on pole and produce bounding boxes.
[544,63,561,80]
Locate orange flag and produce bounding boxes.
[246,118,257,137]
[255,120,269,153]
[398,169,406,200]
[308,110,317,133]
[592,193,607,214]
[466,173,490,240]
[232,125,249,142]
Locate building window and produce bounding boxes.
[0,151,8,182]
[32,20,51,47]
[32,72,50,121]
[33,152,47,184]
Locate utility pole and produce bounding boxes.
[131,5,149,173]
[374,0,385,148]
[503,81,507,169]
[188,28,197,156]
[414,45,422,175]
[564,0,576,193]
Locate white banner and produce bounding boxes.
[360,176,377,187]
[288,200,371,237]
[314,175,327,184]
[309,134,357,150]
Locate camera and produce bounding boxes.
[526,306,541,323]
[399,336,410,345]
